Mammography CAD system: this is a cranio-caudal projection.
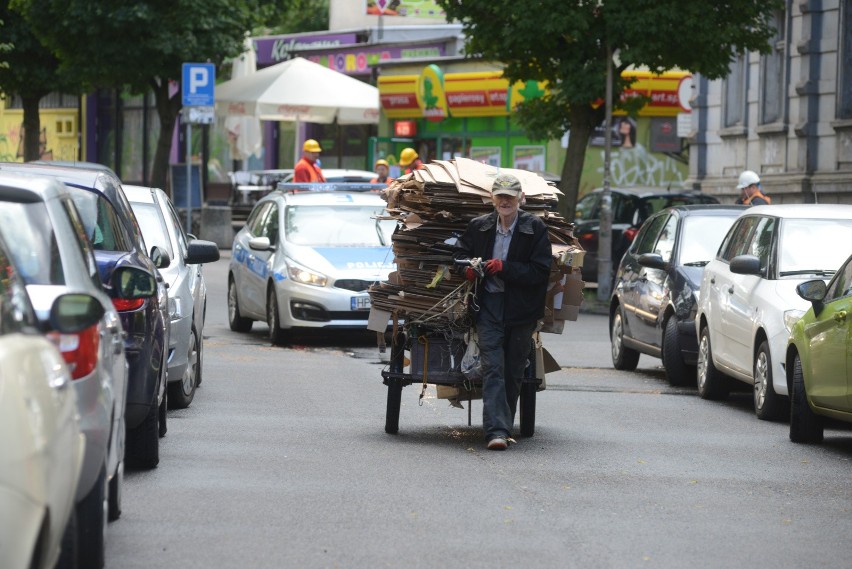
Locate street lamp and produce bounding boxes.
[597,45,616,301]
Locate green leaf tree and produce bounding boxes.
[437,0,782,218]
[11,0,267,190]
[0,3,81,161]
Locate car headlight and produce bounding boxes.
[783,309,806,334]
[286,259,327,287]
[169,297,183,320]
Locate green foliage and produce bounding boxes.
[258,0,329,35]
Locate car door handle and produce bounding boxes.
[727,286,734,294]
[710,278,716,284]
[834,310,847,323]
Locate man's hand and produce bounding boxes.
[465,267,478,281]
[484,259,503,275]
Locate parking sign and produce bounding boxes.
[182,63,215,107]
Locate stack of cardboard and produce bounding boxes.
[366,158,585,336]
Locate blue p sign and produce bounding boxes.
[182,63,216,107]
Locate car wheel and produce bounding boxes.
[108,460,122,522]
[697,326,729,400]
[55,508,78,569]
[267,285,286,345]
[790,354,824,443]
[168,326,198,409]
[754,340,785,421]
[126,400,159,469]
[228,276,252,332]
[611,306,640,371]
[76,464,106,569]
[662,316,694,386]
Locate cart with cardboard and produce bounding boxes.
[366,158,585,436]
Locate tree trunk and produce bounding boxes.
[149,78,182,194]
[21,96,43,162]
[557,105,596,224]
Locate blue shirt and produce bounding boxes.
[485,213,518,293]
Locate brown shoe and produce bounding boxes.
[487,437,508,450]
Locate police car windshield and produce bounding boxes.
[285,205,394,247]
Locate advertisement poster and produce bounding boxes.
[469,146,501,167]
[513,145,546,171]
[366,1,446,18]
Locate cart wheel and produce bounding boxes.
[519,381,536,437]
[385,332,405,434]
[385,379,402,434]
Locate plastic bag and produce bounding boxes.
[461,327,482,380]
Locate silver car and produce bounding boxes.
[228,183,395,343]
[0,173,158,567]
[124,185,220,408]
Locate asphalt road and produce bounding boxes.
[105,251,852,569]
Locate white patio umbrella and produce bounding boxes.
[214,56,380,125]
[224,38,263,163]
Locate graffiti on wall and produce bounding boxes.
[1,123,54,161]
[598,143,685,187]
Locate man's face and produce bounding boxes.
[305,150,320,161]
[491,192,521,217]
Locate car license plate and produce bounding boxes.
[351,295,371,311]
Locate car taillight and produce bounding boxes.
[112,298,145,312]
[47,324,99,380]
[578,232,598,249]
[623,227,640,242]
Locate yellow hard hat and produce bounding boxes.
[375,159,389,168]
[303,139,322,152]
[399,148,418,167]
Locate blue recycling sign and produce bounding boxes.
[182,63,215,107]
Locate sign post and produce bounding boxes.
[181,63,216,234]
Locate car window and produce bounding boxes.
[745,216,775,271]
[778,218,852,275]
[574,193,599,221]
[285,205,392,247]
[101,177,147,250]
[164,197,189,259]
[612,193,637,224]
[132,201,174,259]
[0,239,37,334]
[246,202,271,236]
[652,215,678,262]
[679,214,740,266]
[61,198,102,287]
[632,213,669,255]
[259,203,280,242]
[0,202,65,285]
[66,187,134,252]
[825,257,852,301]
[719,216,759,262]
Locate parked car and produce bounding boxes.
[228,183,396,343]
[695,204,852,420]
[0,173,157,564]
[0,227,86,569]
[125,185,220,408]
[609,205,746,385]
[0,162,170,468]
[786,252,852,443]
[573,186,720,282]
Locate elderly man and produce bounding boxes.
[456,173,552,450]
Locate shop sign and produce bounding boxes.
[513,145,546,171]
[378,75,422,118]
[443,71,510,117]
[394,121,417,137]
[415,64,448,122]
[255,34,358,65]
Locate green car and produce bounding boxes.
[786,254,852,443]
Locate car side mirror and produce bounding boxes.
[796,279,826,316]
[49,293,105,333]
[248,236,272,251]
[638,253,668,271]
[186,239,221,264]
[729,255,763,276]
[111,266,157,299]
[150,245,171,269]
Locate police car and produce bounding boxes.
[227,183,396,343]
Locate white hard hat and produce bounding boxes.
[736,170,761,190]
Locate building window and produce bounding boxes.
[724,54,747,127]
[840,0,852,119]
[760,10,786,125]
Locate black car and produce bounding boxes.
[608,204,746,385]
[574,186,720,283]
[0,162,170,468]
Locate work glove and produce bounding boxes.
[465,267,478,281]
[484,259,503,275]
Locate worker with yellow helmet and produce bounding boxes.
[371,158,394,184]
[294,139,326,183]
[399,147,424,174]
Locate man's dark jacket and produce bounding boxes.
[456,209,552,326]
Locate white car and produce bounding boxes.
[0,228,87,569]
[125,185,220,409]
[695,204,852,419]
[228,183,396,343]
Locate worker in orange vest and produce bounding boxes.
[735,170,771,205]
[293,139,326,183]
[370,158,394,184]
[399,147,424,174]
